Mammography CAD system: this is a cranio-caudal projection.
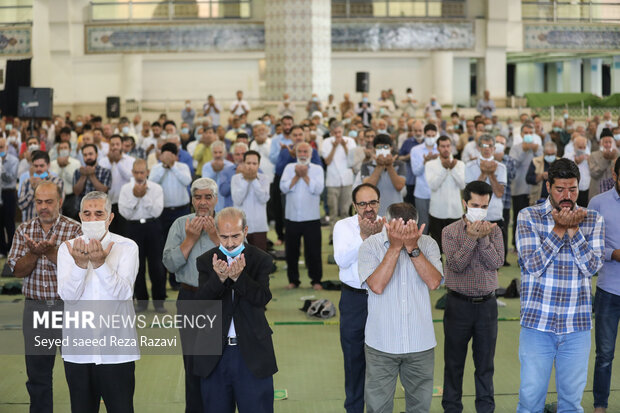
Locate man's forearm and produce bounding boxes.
[366,246,400,294]
[12,253,39,278]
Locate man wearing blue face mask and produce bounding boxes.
[18,151,64,222]
[410,124,440,234]
[441,180,503,413]
[526,142,559,205]
[194,207,277,413]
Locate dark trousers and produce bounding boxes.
[126,219,166,302]
[429,215,459,253]
[593,287,620,408]
[23,299,63,413]
[404,184,415,206]
[0,188,17,255]
[270,177,285,241]
[61,193,79,221]
[502,208,510,263]
[247,232,267,251]
[339,287,368,413]
[200,344,274,413]
[109,203,127,237]
[442,294,498,413]
[511,194,530,247]
[284,219,322,286]
[577,190,589,207]
[161,205,191,287]
[177,287,203,413]
[64,361,135,413]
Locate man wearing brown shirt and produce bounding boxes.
[8,181,81,413]
[589,129,618,199]
[441,180,504,413]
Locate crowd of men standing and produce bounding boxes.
[0,88,619,413]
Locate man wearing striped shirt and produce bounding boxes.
[516,158,604,413]
[358,202,443,413]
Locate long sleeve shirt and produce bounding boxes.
[0,153,19,190]
[118,179,164,221]
[275,147,322,177]
[410,144,439,199]
[464,159,507,222]
[231,173,270,234]
[50,157,81,195]
[201,160,235,212]
[320,137,356,187]
[509,143,543,196]
[333,215,366,289]
[98,154,135,204]
[588,188,620,296]
[193,143,213,176]
[280,162,324,222]
[249,139,274,184]
[442,218,504,296]
[425,158,465,219]
[18,175,64,222]
[148,162,192,208]
[269,134,292,166]
[516,199,604,334]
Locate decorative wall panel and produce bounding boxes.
[525,24,620,51]
[0,26,31,56]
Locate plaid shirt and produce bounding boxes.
[600,177,615,193]
[73,165,111,199]
[442,217,504,296]
[516,199,605,334]
[17,175,64,222]
[500,154,516,209]
[8,215,82,300]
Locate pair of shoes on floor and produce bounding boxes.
[286,283,299,290]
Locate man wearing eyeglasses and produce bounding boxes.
[360,134,406,216]
[333,183,385,413]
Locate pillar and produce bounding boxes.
[515,62,544,96]
[562,59,582,93]
[122,55,143,102]
[453,58,471,107]
[611,56,620,94]
[432,51,453,105]
[583,58,602,96]
[484,49,507,101]
[32,0,52,87]
[264,0,331,102]
[546,62,563,93]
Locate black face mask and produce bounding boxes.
[84,159,97,167]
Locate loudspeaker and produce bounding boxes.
[356,72,369,93]
[106,96,121,118]
[17,87,53,119]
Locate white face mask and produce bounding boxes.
[28,144,40,152]
[375,148,391,157]
[81,219,108,241]
[59,149,70,158]
[466,207,488,223]
[480,154,495,161]
[425,137,437,146]
[495,143,505,153]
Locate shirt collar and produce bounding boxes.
[541,197,554,216]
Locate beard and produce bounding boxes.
[84,159,97,167]
[298,158,310,166]
[550,196,575,211]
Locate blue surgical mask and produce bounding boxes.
[523,134,534,143]
[122,126,130,135]
[5,124,12,131]
[348,130,358,138]
[563,113,569,119]
[552,127,562,133]
[76,121,83,128]
[0,151,5,157]
[544,155,556,164]
[219,243,245,258]
[377,129,387,134]
[33,172,49,179]
[264,120,271,126]
[362,97,369,103]
[181,127,190,134]
[614,134,620,141]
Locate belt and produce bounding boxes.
[342,283,368,295]
[164,205,188,211]
[448,289,495,304]
[25,297,62,306]
[2,188,17,192]
[180,283,198,292]
[226,337,238,346]
[128,217,158,224]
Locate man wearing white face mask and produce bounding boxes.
[57,191,140,413]
[410,124,440,234]
[465,135,507,236]
[563,135,591,207]
[441,180,504,413]
[50,140,81,220]
[494,134,516,266]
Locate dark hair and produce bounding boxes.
[281,115,294,123]
[151,121,162,128]
[352,183,380,203]
[243,149,261,162]
[31,150,50,164]
[122,135,135,144]
[373,134,392,147]
[236,133,249,141]
[450,111,459,118]
[161,142,178,155]
[91,116,102,123]
[202,126,216,133]
[424,124,437,134]
[93,127,103,134]
[463,181,493,203]
[57,140,71,149]
[109,134,122,143]
[386,202,418,224]
[82,143,98,154]
[59,126,72,136]
[436,136,451,145]
[547,158,580,185]
[163,120,176,129]
[614,157,620,177]
[289,124,304,134]
[600,128,614,139]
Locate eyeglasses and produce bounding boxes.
[356,200,379,208]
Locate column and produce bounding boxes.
[484,49,507,101]
[32,0,52,87]
[432,51,453,105]
[453,58,471,107]
[562,59,582,93]
[515,62,544,96]
[546,62,563,93]
[122,55,143,102]
[583,58,602,96]
[264,0,331,102]
[611,56,620,94]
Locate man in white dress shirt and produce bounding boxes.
[231,150,270,251]
[563,135,591,207]
[230,90,250,117]
[426,136,466,251]
[321,122,357,235]
[99,134,135,236]
[411,123,440,234]
[50,140,81,220]
[249,123,274,184]
[280,142,325,290]
[334,183,385,413]
[57,191,139,413]
[119,159,166,312]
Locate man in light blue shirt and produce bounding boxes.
[269,115,294,165]
[280,142,324,290]
[202,140,235,212]
[589,159,620,412]
[410,123,439,234]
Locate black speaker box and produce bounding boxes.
[356,72,369,93]
[106,96,121,118]
[17,87,53,119]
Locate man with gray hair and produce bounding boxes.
[202,140,235,212]
[57,190,140,412]
[358,202,443,413]
[163,177,220,413]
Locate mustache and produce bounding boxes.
[555,199,575,210]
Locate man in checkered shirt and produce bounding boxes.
[8,181,81,413]
[515,158,604,413]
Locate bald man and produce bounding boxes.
[564,135,591,207]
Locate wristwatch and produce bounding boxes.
[407,248,421,258]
